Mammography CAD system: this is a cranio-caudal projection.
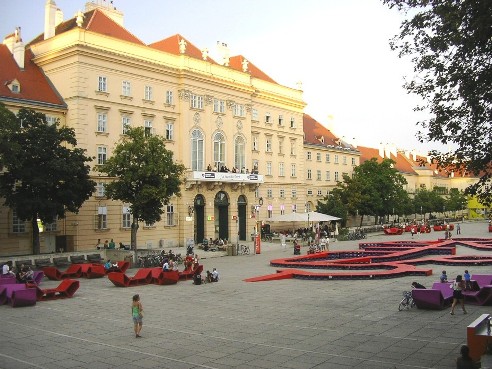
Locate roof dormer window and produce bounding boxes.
[7,79,20,93]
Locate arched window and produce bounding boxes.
[213,132,225,169]
[234,136,245,170]
[191,129,204,171]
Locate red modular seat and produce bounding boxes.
[179,264,203,281]
[43,265,82,280]
[383,227,404,235]
[151,268,179,285]
[35,279,80,301]
[107,268,152,287]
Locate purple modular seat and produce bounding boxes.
[10,288,37,307]
[470,275,492,288]
[412,288,449,310]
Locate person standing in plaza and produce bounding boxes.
[450,275,467,315]
[457,223,461,235]
[464,270,472,291]
[132,294,143,338]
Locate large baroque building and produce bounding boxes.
[0,1,481,257]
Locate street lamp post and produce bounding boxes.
[421,206,423,222]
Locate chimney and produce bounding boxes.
[85,1,124,26]
[216,41,230,66]
[12,27,25,69]
[378,143,384,158]
[44,0,57,40]
[55,8,64,26]
[384,146,391,158]
[411,149,417,162]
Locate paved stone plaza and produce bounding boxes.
[1,221,491,369]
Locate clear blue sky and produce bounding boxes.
[0,0,441,154]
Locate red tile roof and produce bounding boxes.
[0,45,65,107]
[149,34,218,63]
[229,55,277,84]
[357,145,417,175]
[303,113,355,149]
[28,9,144,46]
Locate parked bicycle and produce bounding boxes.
[398,291,415,311]
[239,244,250,255]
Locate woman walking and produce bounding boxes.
[450,275,467,315]
[132,294,143,337]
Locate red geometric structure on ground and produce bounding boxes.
[244,238,492,282]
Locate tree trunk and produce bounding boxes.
[131,215,139,264]
[31,217,40,255]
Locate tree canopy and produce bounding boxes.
[0,104,95,254]
[384,0,492,204]
[97,127,185,250]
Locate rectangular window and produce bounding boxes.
[316,153,321,162]
[335,154,339,164]
[292,204,297,212]
[280,205,285,215]
[290,117,295,128]
[191,94,203,109]
[290,140,296,155]
[252,135,259,151]
[307,189,313,196]
[122,206,131,228]
[335,171,339,181]
[12,210,25,233]
[280,189,285,198]
[166,204,175,226]
[291,164,296,177]
[45,116,57,126]
[265,136,272,152]
[326,153,331,163]
[122,116,131,134]
[343,156,347,165]
[97,113,107,133]
[213,99,226,113]
[307,151,312,160]
[317,170,321,181]
[268,209,273,218]
[291,188,297,198]
[307,169,312,180]
[278,115,283,126]
[267,189,273,198]
[98,76,107,92]
[252,109,258,121]
[144,120,153,136]
[165,122,174,140]
[97,146,107,165]
[279,162,284,176]
[233,104,245,117]
[96,206,107,230]
[43,220,57,232]
[352,157,356,165]
[144,85,153,101]
[265,112,271,123]
[166,90,174,105]
[326,171,331,181]
[266,161,272,175]
[278,138,284,154]
[317,189,323,196]
[96,182,105,197]
[122,81,131,96]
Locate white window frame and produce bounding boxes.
[343,156,347,165]
[98,76,107,92]
[317,170,322,181]
[122,116,131,134]
[280,189,285,198]
[234,136,245,170]
[267,189,273,198]
[252,109,258,121]
[213,99,226,113]
[307,169,312,180]
[291,164,296,177]
[316,153,321,162]
[352,157,356,165]
[278,114,283,126]
[191,129,204,171]
[252,135,259,151]
[144,120,153,136]
[335,154,339,164]
[335,171,339,182]
[191,94,203,109]
[279,162,285,177]
[166,204,175,226]
[290,117,295,128]
[265,112,271,124]
[97,113,107,133]
[265,136,272,152]
[144,85,153,101]
[12,210,25,233]
[326,171,331,181]
[97,146,107,165]
[291,188,297,198]
[96,206,107,230]
[213,132,226,169]
[233,104,245,117]
[96,182,106,197]
[165,90,174,105]
[165,122,174,140]
[266,161,272,176]
[122,206,131,228]
[122,80,131,96]
[307,151,312,160]
[326,153,331,163]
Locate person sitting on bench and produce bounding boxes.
[211,268,219,282]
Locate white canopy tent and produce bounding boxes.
[266,211,340,223]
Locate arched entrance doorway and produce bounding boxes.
[214,191,229,241]
[237,195,247,241]
[194,195,205,243]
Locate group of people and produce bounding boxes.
[2,261,34,283]
[206,163,259,174]
[103,259,121,272]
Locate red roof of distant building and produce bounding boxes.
[229,55,277,84]
[0,45,65,108]
[28,9,145,46]
[357,145,417,175]
[303,113,355,149]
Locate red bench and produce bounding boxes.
[43,265,82,280]
[35,279,80,301]
[151,268,180,285]
[107,268,152,287]
[179,264,203,281]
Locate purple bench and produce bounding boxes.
[0,271,44,285]
[0,275,16,285]
[412,283,453,310]
[0,284,37,307]
[471,275,492,288]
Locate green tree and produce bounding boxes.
[412,187,445,219]
[338,158,407,226]
[0,104,95,254]
[97,127,185,254]
[317,188,348,227]
[446,188,468,217]
[384,0,492,204]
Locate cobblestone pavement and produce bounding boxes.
[1,221,491,369]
